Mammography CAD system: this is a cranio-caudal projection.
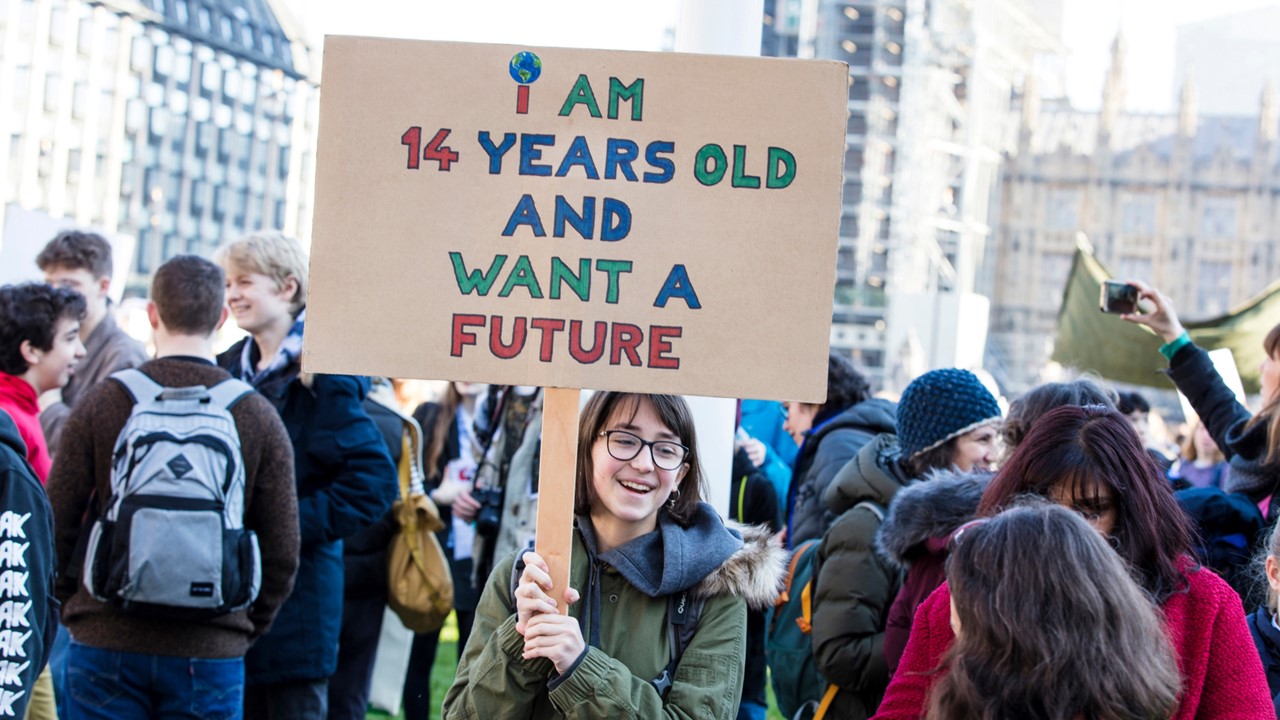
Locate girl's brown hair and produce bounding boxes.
[574,392,705,526]
[422,383,465,483]
[925,503,1181,720]
[1246,322,1280,465]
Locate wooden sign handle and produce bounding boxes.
[534,387,581,615]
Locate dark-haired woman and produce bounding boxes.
[877,376,1118,675]
[1122,281,1280,518]
[443,392,786,719]
[872,405,1272,719]
[927,503,1181,720]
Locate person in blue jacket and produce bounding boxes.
[215,232,397,717]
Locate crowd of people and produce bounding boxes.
[1,228,1280,720]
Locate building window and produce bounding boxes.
[1198,261,1232,317]
[1039,252,1073,308]
[1120,193,1156,236]
[1117,257,1152,284]
[1045,189,1079,232]
[191,180,206,215]
[840,213,859,238]
[154,44,174,79]
[44,75,61,112]
[201,62,220,98]
[1200,197,1237,238]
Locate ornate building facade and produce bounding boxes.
[988,35,1280,392]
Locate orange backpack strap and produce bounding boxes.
[814,684,839,720]
[798,575,815,634]
[776,539,819,608]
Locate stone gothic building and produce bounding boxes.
[987,34,1280,392]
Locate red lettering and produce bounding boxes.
[489,315,527,359]
[569,320,607,364]
[609,323,643,366]
[648,326,682,369]
[530,318,567,362]
[451,314,485,356]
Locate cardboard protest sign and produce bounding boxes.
[304,37,847,403]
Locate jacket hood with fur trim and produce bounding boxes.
[576,503,787,612]
[693,520,787,610]
[875,467,993,569]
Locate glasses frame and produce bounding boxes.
[598,430,690,471]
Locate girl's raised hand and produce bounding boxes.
[514,551,581,635]
[522,612,586,674]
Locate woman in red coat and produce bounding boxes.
[873,405,1273,720]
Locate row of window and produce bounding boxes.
[1043,189,1249,238]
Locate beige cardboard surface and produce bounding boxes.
[305,37,846,402]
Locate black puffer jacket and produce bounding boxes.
[1169,343,1280,517]
[787,399,896,546]
[810,433,908,719]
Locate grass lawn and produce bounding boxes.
[368,612,786,719]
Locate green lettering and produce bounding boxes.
[558,74,602,118]
[450,252,506,296]
[550,257,592,301]
[594,259,633,304]
[498,256,544,299]
[694,144,727,186]
[608,77,644,121]
[731,145,761,189]
[767,147,797,188]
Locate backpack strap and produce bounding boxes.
[110,368,165,404]
[852,500,885,522]
[205,378,254,410]
[651,589,706,698]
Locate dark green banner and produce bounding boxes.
[1051,245,1279,394]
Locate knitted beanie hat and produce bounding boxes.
[897,368,1001,458]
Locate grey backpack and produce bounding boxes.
[83,369,261,619]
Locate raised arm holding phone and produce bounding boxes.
[1118,280,1280,518]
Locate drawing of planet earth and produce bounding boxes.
[509,51,542,84]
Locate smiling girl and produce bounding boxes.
[443,391,785,719]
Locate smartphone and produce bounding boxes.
[1099,280,1139,314]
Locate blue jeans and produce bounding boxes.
[65,641,244,720]
[737,699,768,720]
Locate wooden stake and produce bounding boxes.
[534,387,581,614]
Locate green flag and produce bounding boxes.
[1051,243,1279,394]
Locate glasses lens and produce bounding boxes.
[651,441,686,470]
[605,432,686,470]
[607,431,642,461]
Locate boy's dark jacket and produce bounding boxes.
[0,409,55,719]
[219,340,397,685]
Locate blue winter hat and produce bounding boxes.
[897,368,1001,458]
